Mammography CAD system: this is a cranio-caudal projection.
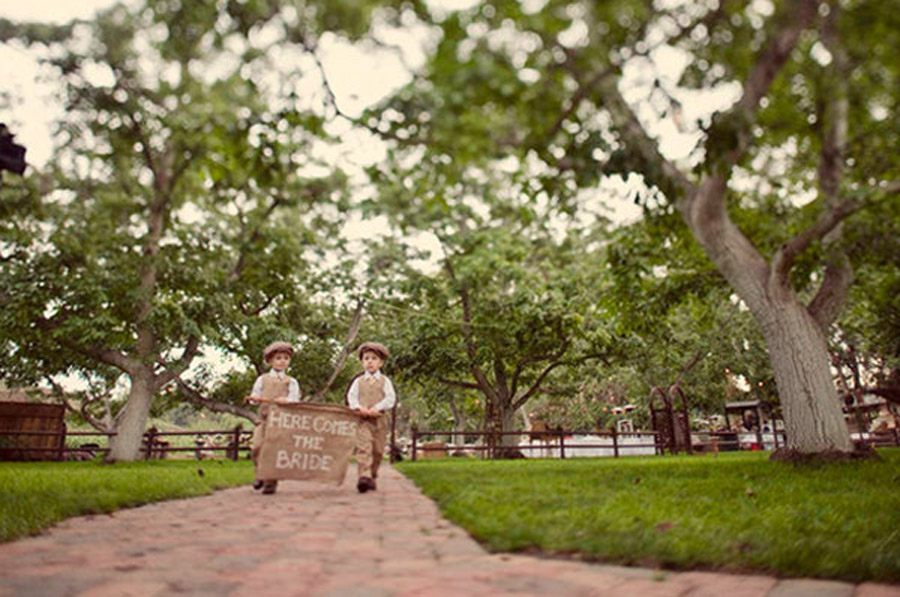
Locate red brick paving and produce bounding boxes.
[0,466,896,596]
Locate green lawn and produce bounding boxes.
[0,459,254,542]
[396,450,900,582]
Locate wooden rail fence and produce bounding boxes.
[408,427,900,461]
[0,425,253,461]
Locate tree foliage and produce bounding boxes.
[0,0,360,459]
[362,0,898,454]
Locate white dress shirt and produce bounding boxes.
[346,371,396,412]
[251,370,301,402]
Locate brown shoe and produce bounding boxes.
[369,477,377,491]
[357,477,372,493]
[252,480,264,490]
[261,481,278,495]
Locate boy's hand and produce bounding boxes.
[245,395,262,405]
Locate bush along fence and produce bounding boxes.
[407,427,900,461]
[0,425,253,462]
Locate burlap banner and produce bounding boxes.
[257,402,360,485]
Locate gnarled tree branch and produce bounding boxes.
[312,299,366,400]
[154,335,202,389]
[771,198,863,288]
[445,258,500,403]
[513,358,568,411]
[805,5,853,330]
[168,372,258,423]
[46,376,112,433]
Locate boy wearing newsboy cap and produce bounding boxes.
[346,341,396,493]
[246,341,301,494]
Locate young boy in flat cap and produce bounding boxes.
[246,341,301,495]
[346,341,396,493]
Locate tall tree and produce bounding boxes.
[0,2,348,460]
[365,0,898,455]
[358,209,615,447]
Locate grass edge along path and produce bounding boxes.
[396,450,900,583]
[0,459,255,543]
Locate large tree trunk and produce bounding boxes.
[592,0,873,457]
[106,370,155,462]
[759,299,853,453]
[683,177,854,456]
[499,405,518,447]
[481,398,521,457]
[448,396,467,446]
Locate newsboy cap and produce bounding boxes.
[263,341,294,361]
[357,341,390,360]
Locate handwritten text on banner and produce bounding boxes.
[257,403,359,485]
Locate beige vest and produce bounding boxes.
[259,373,291,417]
[358,375,386,409]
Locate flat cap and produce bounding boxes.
[357,341,390,360]
[263,341,294,360]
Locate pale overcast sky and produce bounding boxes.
[1,1,128,166]
[0,0,120,22]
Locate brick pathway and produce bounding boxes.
[0,466,896,596]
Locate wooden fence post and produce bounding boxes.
[144,427,156,460]
[411,426,418,462]
[57,422,67,461]
[232,425,242,461]
[558,430,566,459]
[389,403,398,463]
